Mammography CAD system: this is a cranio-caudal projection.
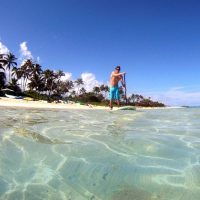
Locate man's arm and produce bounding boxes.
[111,72,126,77]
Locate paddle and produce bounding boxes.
[123,73,128,105]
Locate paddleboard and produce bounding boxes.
[111,106,136,111]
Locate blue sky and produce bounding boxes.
[0,0,200,105]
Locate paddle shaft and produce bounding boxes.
[123,74,128,104]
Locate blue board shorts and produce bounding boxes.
[109,86,120,100]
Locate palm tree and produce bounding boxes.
[65,80,74,91]
[28,63,43,92]
[59,80,74,98]
[53,70,65,95]
[12,66,19,79]
[129,94,136,103]
[0,54,8,68]
[19,59,33,91]
[54,81,70,98]
[3,53,17,83]
[0,63,4,71]
[55,70,65,79]
[100,84,105,92]
[71,90,76,97]
[104,85,109,97]
[100,84,109,99]
[75,78,84,95]
[0,71,6,90]
[100,84,105,97]
[12,66,23,91]
[0,62,5,72]
[28,73,44,92]
[80,87,86,95]
[7,78,21,93]
[42,69,56,97]
[131,94,144,104]
[31,63,42,76]
[93,86,100,95]
[0,55,6,91]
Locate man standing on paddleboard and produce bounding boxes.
[109,66,126,110]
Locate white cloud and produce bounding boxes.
[142,87,200,106]
[81,72,101,92]
[19,42,33,60]
[60,72,72,81]
[59,72,102,94]
[0,42,9,54]
[36,56,40,62]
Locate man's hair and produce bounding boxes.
[115,66,121,71]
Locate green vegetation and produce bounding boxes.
[0,53,165,107]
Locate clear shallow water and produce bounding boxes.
[0,107,200,200]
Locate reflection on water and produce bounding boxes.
[0,107,200,200]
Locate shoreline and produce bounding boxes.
[0,97,182,111]
[0,97,106,110]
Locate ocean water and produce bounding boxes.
[0,107,200,200]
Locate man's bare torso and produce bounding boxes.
[110,71,122,86]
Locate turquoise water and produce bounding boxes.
[0,107,200,200]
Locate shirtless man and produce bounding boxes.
[109,66,126,109]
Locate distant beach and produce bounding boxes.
[0,97,180,111]
[0,97,107,110]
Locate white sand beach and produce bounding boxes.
[0,97,178,110]
[0,97,107,110]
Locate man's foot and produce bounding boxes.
[109,106,113,110]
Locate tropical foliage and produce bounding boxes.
[0,52,165,107]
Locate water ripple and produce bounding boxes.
[0,108,200,199]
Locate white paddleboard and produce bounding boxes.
[111,106,136,111]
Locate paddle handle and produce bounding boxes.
[123,74,128,104]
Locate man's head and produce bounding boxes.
[115,66,121,72]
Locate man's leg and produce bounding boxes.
[109,87,113,109]
[116,87,120,107]
[116,100,120,107]
[109,100,113,110]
